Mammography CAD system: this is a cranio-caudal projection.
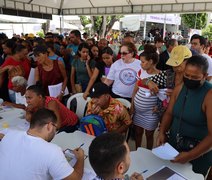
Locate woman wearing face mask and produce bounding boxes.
[83,47,114,100]
[156,55,212,177]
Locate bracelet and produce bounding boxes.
[60,90,65,95]
[145,78,151,86]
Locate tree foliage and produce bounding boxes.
[181,13,207,30]
[202,24,212,41]
[80,15,123,37]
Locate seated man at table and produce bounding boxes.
[89,132,143,180]
[0,108,84,180]
[25,85,78,133]
[86,82,132,133]
[2,76,27,109]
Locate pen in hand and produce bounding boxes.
[140,169,148,174]
[77,143,84,150]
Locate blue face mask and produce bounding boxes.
[183,76,201,89]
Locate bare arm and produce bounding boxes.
[130,82,139,115]
[104,78,114,86]
[85,57,94,78]
[34,67,40,83]
[0,65,14,75]
[0,133,4,140]
[2,101,26,110]
[83,68,99,99]
[58,61,68,100]
[156,84,182,146]
[70,67,76,94]
[47,100,62,129]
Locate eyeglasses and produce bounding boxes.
[120,52,130,56]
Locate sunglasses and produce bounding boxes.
[120,52,131,56]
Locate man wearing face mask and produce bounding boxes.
[157,55,212,177]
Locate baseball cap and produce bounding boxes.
[28,33,35,38]
[89,82,110,98]
[166,45,192,67]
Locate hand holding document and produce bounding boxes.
[152,143,179,160]
[48,82,69,98]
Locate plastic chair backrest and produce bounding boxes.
[115,98,131,109]
[66,93,91,119]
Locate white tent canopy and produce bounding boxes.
[0,0,211,17]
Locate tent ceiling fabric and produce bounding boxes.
[0,0,211,16]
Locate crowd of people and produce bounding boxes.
[0,30,211,179]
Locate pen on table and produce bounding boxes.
[140,169,148,174]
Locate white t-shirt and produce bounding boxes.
[0,130,73,180]
[107,59,141,98]
[202,53,212,77]
[15,92,27,106]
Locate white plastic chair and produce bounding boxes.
[66,93,91,119]
[116,98,131,109]
[116,98,132,141]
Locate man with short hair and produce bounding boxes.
[89,132,143,180]
[67,30,82,64]
[98,38,108,51]
[154,37,164,54]
[156,39,178,71]
[82,32,88,40]
[190,34,212,81]
[86,82,132,134]
[0,108,84,180]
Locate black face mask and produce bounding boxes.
[183,76,202,89]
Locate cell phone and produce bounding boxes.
[166,69,175,89]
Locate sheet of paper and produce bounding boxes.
[152,143,179,160]
[27,68,36,86]
[48,82,69,98]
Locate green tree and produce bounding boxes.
[181,13,207,30]
[80,15,123,38]
[202,24,212,41]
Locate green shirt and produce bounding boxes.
[72,58,95,84]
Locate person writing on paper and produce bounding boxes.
[25,85,78,133]
[89,132,143,180]
[2,76,27,109]
[156,55,212,176]
[0,108,84,180]
[33,45,67,101]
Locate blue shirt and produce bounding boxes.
[48,54,65,65]
[66,44,79,64]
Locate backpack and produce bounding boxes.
[79,114,107,136]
